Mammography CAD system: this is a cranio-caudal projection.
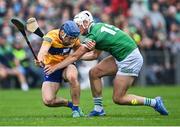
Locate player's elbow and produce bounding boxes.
[93,53,99,59]
[92,50,101,59]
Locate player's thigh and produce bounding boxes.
[91,56,117,77]
[41,81,60,100]
[113,75,135,97]
[113,48,143,97]
[63,64,78,81]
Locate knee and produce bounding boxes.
[112,95,126,105]
[67,74,78,86]
[112,96,119,104]
[43,97,55,107]
[89,67,102,78]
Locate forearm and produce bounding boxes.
[37,51,47,61]
[81,52,97,61]
[56,55,78,69]
[56,45,89,69]
[81,50,101,61]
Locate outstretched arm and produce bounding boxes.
[44,45,89,75]
[81,49,102,61]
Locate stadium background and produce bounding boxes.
[0,0,180,126]
[0,0,180,89]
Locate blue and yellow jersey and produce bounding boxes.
[42,29,80,65]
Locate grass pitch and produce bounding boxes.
[0,86,180,126]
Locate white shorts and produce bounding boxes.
[115,48,143,77]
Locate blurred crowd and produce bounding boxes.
[0,0,179,90]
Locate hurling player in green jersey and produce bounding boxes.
[45,11,168,116]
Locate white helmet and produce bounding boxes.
[74,10,94,29]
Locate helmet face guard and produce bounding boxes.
[73,10,94,29]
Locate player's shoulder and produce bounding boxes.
[45,29,59,36]
[92,22,103,28]
[43,29,59,43]
[88,23,104,37]
[94,22,107,27]
[44,29,59,40]
[90,22,106,32]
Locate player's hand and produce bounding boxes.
[34,59,44,68]
[86,41,96,50]
[44,64,58,75]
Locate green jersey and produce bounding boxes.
[83,23,137,61]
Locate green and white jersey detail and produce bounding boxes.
[83,23,137,61]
